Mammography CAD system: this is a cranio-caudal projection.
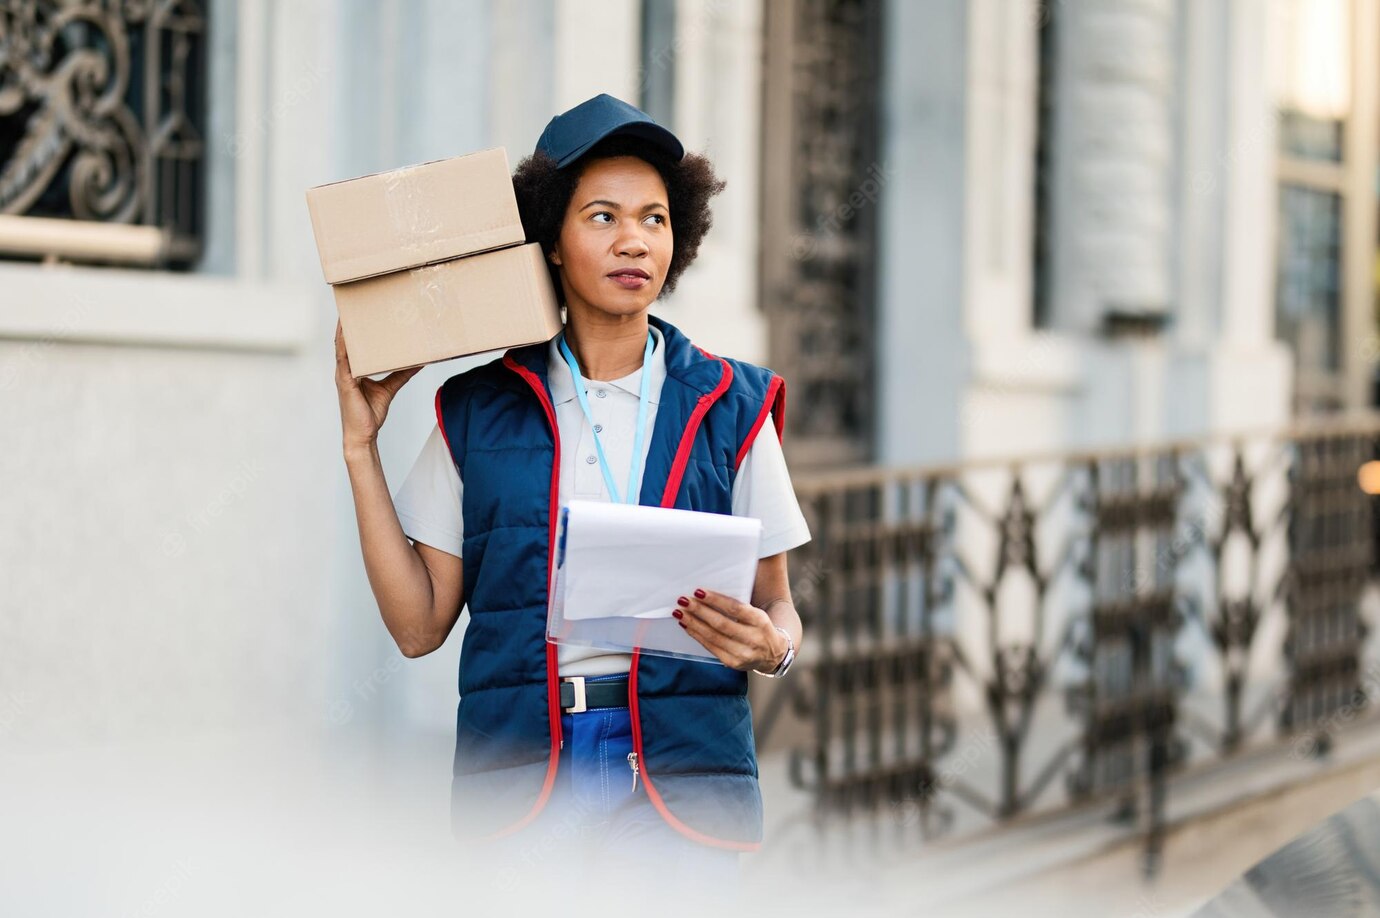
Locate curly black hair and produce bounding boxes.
[510,133,726,304]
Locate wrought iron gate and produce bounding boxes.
[759,0,882,469]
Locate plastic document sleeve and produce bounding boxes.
[547,499,763,664]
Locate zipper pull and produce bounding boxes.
[627,751,639,793]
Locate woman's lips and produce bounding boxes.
[607,271,650,289]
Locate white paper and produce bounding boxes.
[547,500,763,662]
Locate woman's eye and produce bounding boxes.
[590,211,664,225]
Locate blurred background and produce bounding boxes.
[2,0,1380,914]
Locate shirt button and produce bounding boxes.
[595,389,607,399]
[593,423,603,433]
[585,455,597,464]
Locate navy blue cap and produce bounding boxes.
[534,93,684,169]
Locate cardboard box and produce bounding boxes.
[334,243,563,378]
[305,148,525,284]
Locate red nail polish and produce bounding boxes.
[693,589,706,599]
[677,596,689,607]
[672,609,683,619]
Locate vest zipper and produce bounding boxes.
[628,751,639,792]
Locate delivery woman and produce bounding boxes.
[333,94,810,897]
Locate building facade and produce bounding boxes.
[1,1,1377,841]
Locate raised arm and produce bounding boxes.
[336,320,464,657]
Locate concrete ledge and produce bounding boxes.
[0,261,318,354]
[969,331,1085,393]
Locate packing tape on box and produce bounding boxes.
[386,260,463,330]
[383,165,442,257]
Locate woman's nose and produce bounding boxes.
[614,229,651,257]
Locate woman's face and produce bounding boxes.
[549,155,673,319]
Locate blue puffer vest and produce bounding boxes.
[434,313,787,850]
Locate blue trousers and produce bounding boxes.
[478,673,743,909]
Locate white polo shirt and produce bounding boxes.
[391,323,812,677]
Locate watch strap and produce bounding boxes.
[755,625,794,677]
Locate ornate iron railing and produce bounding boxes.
[759,418,1380,875]
[0,0,207,267]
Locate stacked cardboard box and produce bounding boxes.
[306,148,563,378]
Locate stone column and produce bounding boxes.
[1045,0,1178,332]
[875,0,969,466]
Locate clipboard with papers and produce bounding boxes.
[547,499,763,663]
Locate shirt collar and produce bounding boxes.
[547,322,665,407]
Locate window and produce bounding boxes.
[1270,0,1367,413]
[0,1,208,268]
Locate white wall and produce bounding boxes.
[0,0,334,746]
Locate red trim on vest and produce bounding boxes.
[628,349,762,851]
[434,386,455,456]
[488,353,565,839]
[733,374,786,471]
[627,648,761,852]
[772,374,787,442]
[661,349,735,504]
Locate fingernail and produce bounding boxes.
[677,596,689,607]
[672,609,683,619]
[693,589,706,599]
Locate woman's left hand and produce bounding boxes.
[674,588,787,673]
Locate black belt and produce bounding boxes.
[559,676,628,713]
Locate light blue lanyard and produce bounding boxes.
[558,329,655,505]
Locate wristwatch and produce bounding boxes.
[754,625,795,678]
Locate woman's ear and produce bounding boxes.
[548,243,562,267]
